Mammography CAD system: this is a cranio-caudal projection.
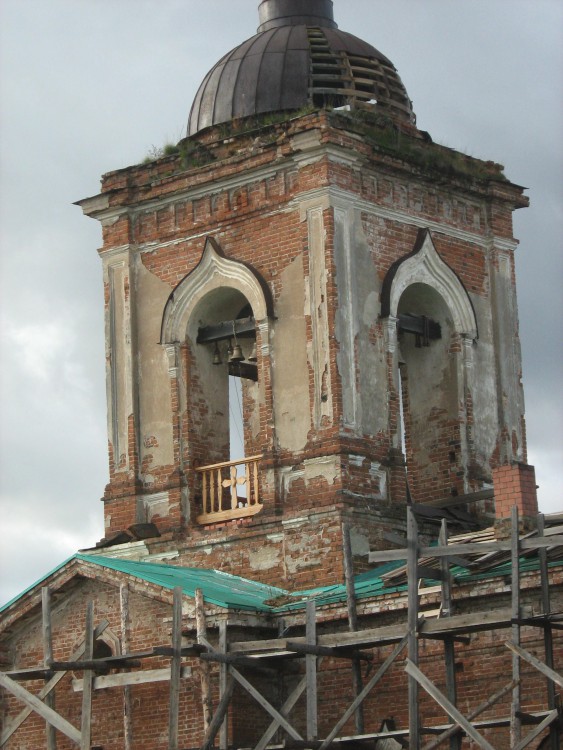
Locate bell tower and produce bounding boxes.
[78,0,536,587]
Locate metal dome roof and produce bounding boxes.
[188,0,414,136]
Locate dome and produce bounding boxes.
[188,0,414,136]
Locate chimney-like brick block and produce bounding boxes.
[492,462,538,520]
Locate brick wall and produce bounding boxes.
[2,567,560,749]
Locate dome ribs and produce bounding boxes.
[187,5,415,135]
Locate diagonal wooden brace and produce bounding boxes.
[0,672,81,745]
[229,666,303,741]
[318,632,409,750]
[506,641,563,689]
[405,659,495,750]
[0,619,109,747]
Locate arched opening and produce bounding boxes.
[92,627,120,674]
[189,291,259,463]
[187,287,263,523]
[381,230,478,504]
[397,283,462,502]
[161,236,273,524]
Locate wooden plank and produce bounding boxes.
[168,586,182,750]
[201,676,235,750]
[318,633,409,750]
[219,620,228,750]
[71,666,192,691]
[383,531,408,547]
[0,672,81,745]
[194,454,263,472]
[306,600,318,741]
[285,642,372,662]
[407,507,420,750]
[404,659,495,750]
[511,506,522,747]
[368,536,563,562]
[80,601,94,750]
[0,620,109,746]
[230,607,529,656]
[537,513,559,750]
[342,524,358,631]
[42,587,57,750]
[423,488,495,508]
[49,658,142,671]
[154,644,203,657]
[439,520,459,750]
[197,503,263,525]
[199,651,278,675]
[512,709,559,750]
[254,676,308,750]
[253,661,325,750]
[505,642,563,688]
[229,666,303,741]
[120,582,132,750]
[342,523,363,735]
[418,565,445,581]
[4,667,54,681]
[196,588,213,732]
[422,679,518,750]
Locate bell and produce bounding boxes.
[227,339,233,359]
[212,342,222,365]
[230,342,244,362]
[248,342,257,362]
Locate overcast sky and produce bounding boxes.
[1,0,562,606]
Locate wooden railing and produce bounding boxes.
[195,455,263,525]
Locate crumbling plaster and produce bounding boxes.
[271,252,310,452]
[489,246,526,463]
[135,256,175,470]
[333,202,388,436]
[103,247,135,474]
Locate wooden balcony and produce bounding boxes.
[195,455,263,525]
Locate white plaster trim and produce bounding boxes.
[291,185,514,250]
[349,454,365,467]
[384,315,399,354]
[388,232,478,339]
[266,533,284,543]
[369,461,387,500]
[306,206,333,429]
[86,160,297,226]
[82,541,149,559]
[277,466,304,503]
[104,248,135,469]
[486,237,519,253]
[281,515,310,529]
[146,550,180,562]
[292,142,362,169]
[164,343,179,378]
[334,203,358,428]
[98,627,122,656]
[77,192,111,216]
[137,491,170,523]
[161,237,270,344]
[99,244,135,262]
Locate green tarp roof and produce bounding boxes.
[2,551,561,615]
[77,554,287,612]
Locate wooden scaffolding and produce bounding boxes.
[1,506,562,749]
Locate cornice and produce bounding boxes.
[292,185,520,250]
